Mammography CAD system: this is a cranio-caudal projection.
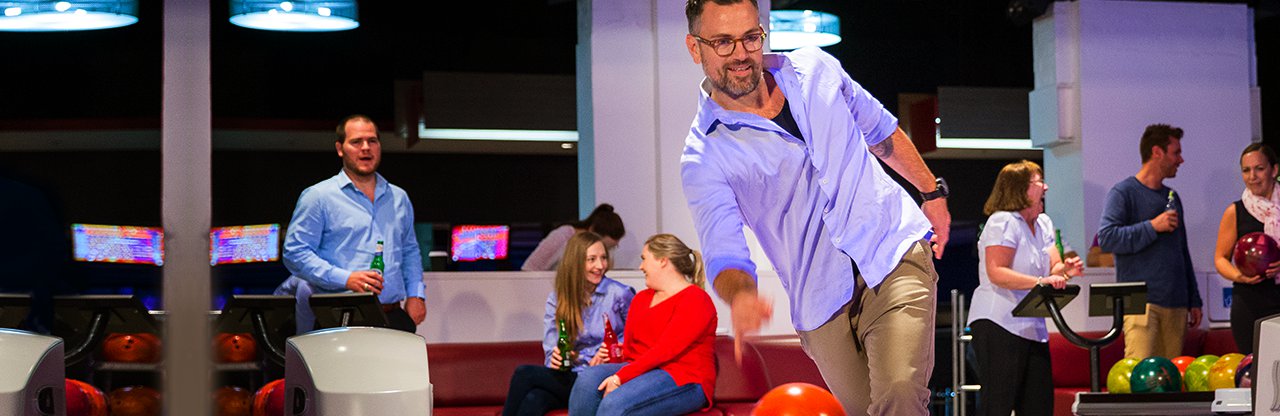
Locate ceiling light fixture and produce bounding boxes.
[769,10,841,51]
[229,0,357,32]
[0,0,138,32]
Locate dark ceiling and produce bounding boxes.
[0,0,1275,136]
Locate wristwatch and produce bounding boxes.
[920,177,949,201]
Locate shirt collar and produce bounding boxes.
[336,169,387,194]
[693,52,793,137]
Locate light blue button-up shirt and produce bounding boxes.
[681,47,931,331]
[542,277,635,371]
[283,170,425,303]
[968,211,1053,342]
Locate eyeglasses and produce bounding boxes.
[692,30,768,57]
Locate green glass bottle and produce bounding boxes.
[370,240,385,275]
[1055,229,1065,258]
[557,319,574,371]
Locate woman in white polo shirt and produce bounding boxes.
[969,160,1083,416]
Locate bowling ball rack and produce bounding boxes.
[52,295,159,366]
[1013,282,1147,392]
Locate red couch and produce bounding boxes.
[1047,328,1239,416]
[427,335,827,416]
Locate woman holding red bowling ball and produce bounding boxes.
[969,160,1083,416]
[1213,143,1280,355]
[502,231,636,416]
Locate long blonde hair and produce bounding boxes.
[644,234,705,288]
[554,231,606,343]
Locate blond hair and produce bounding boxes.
[643,234,705,288]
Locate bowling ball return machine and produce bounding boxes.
[0,294,64,415]
[285,292,432,415]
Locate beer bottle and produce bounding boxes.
[1165,190,1176,213]
[602,314,622,362]
[1055,229,1065,259]
[370,240,385,275]
[557,319,574,371]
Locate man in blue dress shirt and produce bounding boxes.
[283,115,426,333]
[680,1,951,414]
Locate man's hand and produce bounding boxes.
[729,292,772,362]
[588,343,610,366]
[346,270,384,294]
[597,375,622,397]
[1188,307,1202,328]
[1151,210,1179,233]
[405,297,426,325]
[921,198,950,259]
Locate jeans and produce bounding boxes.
[568,363,706,416]
[502,365,577,416]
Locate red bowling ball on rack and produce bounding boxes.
[215,332,258,363]
[101,333,162,363]
[65,379,107,416]
[107,386,161,416]
[1233,232,1280,278]
[253,379,286,416]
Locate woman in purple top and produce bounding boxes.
[969,160,1082,416]
[502,232,635,416]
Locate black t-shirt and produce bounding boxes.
[771,98,805,142]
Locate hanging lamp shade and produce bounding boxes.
[229,0,358,32]
[0,1,138,32]
[768,10,841,51]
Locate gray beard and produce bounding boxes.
[710,65,761,99]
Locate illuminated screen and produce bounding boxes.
[71,224,164,266]
[450,225,509,262]
[210,224,280,265]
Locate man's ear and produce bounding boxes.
[335,141,344,157]
[686,34,702,65]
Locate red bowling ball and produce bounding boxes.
[101,333,161,363]
[215,386,254,416]
[752,382,846,416]
[215,333,258,363]
[253,379,286,416]
[65,379,107,416]
[108,386,161,416]
[1233,232,1280,278]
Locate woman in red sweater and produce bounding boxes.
[567,233,717,416]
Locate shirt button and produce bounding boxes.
[832,237,841,243]
[823,208,829,214]
[821,178,829,185]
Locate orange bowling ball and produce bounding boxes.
[752,382,846,416]
[215,386,253,416]
[215,333,258,363]
[101,333,161,363]
[1171,356,1195,375]
[253,379,286,416]
[108,386,161,416]
[65,379,107,416]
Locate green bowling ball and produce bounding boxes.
[1184,362,1215,392]
[1107,357,1141,393]
[1129,356,1182,393]
[1192,354,1220,369]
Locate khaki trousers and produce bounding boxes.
[797,240,937,416]
[1123,303,1188,359]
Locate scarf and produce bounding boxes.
[1241,185,1280,242]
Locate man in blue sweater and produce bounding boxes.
[1098,124,1203,360]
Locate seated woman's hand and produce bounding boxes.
[588,343,609,366]
[1064,256,1084,278]
[549,346,564,369]
[597,374,622,397]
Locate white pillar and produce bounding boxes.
[1032,0,1256,269]
[163,0,211,413]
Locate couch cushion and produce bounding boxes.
[712,336,770,403]
[715,402,757,416]
[746,335,828,389]
[1048,331,1126,388]
[1203,328,1239,356]
[431,406,502,416]
[1053,387,1087,416]
[428,341,545,407]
